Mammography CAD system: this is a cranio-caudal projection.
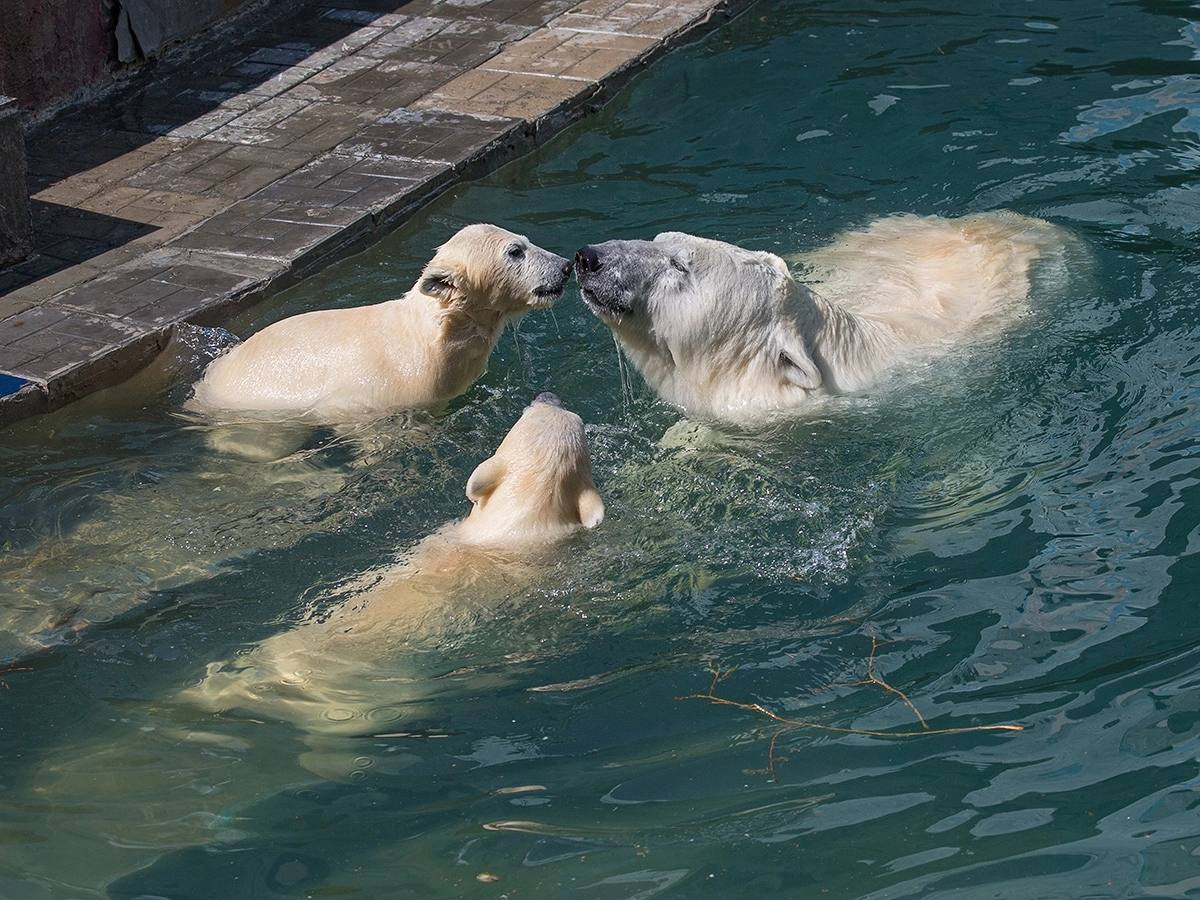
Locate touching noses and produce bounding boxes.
[575,246,601,273]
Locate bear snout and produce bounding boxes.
[575,246,602,274]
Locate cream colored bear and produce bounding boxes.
[179,393,604,748]
[188,224,571,422]
[576,212,1072,424]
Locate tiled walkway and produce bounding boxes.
[0,0,748,426]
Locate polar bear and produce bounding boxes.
[188,224,571,423]
[575,212,1071,423]
[178,392,603,759]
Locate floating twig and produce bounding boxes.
[678,638,1023,780]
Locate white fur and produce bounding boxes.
[178,398,604,744]
[587,212,1070,423]
[188,224,568,423]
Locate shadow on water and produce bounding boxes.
[7,0,418,293]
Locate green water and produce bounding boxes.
[4,0,1200,896]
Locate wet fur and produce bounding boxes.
[581,212,1070,423]
[189,224,569,423]
[179,399,604,744]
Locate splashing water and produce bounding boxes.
[612,331,636,418]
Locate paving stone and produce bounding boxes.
[227,97,314,129]
[207,165,295,199]
[221,145,316,169]
[0,303,161,404]
[2,0,742,429]
[244,44,325,67]
[61,275,182,318]
[306,55,381,85]
[23,129,153,180]
[76,186,153,214]
[40,236,112,264]
[169,228,288,259]
[415,67,584,120]
[30,177,108,207]
[354,16,456,59]
[504,0,578,27]
[351,108,521,168]
[125,191,229,217]
[483,26,654,79]
[553,0,712,38]
[159,108,245,140]
[54,251,283,328]
[279,153,361,188]
[15,326,168,407]
[322,9,410,27]
[171,194,372,263]
[118,140,227,186]
[264,203,372,227]
[322,169,433,209]
[31,203,154,245]
[206,101,380,151]
[0,296,39,322]
[64,138,186,186]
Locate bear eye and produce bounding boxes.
[669,257,688,273]
[507,244,525,260]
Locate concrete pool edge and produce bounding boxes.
[0,0,754,429]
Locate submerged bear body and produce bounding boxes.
[576,212,1071,423]
[180,393,604,741]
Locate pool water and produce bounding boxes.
[4,0,1200,896]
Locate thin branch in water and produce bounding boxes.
[678,645,1023,781]
[849,633,928,729]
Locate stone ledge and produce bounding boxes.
[0,0,753,427]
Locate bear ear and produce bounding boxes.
[419,265,458,301]
[756,251,792,280]
[777,332,822,392]
[466,457,505,504]
[577,487,605,529]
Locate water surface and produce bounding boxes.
[3,0,1200,896]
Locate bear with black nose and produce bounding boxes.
[577,212,1070,424]
[190,224,572,423]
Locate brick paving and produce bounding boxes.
[0,0,751,426]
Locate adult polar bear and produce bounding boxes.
[575,212,1070,423]
[178,393,604,773]
[189,224,571,422]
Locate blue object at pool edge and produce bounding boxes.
[0,372,29,397]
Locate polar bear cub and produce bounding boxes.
[575,212,1070,423]
[179,393,604,741]
[188,224,571,422]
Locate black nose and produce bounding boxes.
[534,391,562,407]
[561,260,572,278]
[575,246,601,273]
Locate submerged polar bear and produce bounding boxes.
[575,212,1070,423]
[189,224,572,422]
[179,393,604,756]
